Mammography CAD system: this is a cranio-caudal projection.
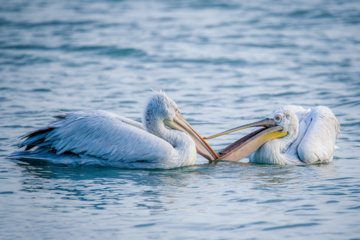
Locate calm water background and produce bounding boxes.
[1,0,360,239]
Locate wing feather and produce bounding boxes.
[18,110,173,163]
[297,106,340,164]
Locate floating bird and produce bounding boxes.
[8,91,218,169]
[205,105,340,165]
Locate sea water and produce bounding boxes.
[1,0,360,239]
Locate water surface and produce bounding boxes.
[1,0,360,239]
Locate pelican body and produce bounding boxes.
[206,105,340,165]
[8,91,218,169]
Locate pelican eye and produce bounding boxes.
[274,114,282,123]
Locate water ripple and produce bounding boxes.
[1,0,360,239]
[263,223,320,231]
[1,44,148,59]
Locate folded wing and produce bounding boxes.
[16,110,173,163]
[297,106,340,164]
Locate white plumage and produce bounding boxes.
[8,91,217,169]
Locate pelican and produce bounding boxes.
[205,105,340,165]
[8,91,218,169]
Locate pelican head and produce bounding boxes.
[266,106,299,141]
[259,107,300,152]
[143,91,218,161]
[143,91,178,124]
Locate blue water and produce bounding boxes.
[1,0,360,239]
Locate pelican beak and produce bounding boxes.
[204,118,288,162]
[164,113,219,161]
[204,118,278,140]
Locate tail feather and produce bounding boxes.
[18,114,67,150]
[21,127,54,140]
[19,127,54,150]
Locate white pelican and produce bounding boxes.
[205,105,340,165]
[8,91,218,169]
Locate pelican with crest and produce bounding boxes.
[205,105,340,165]
[8,91,218,169]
